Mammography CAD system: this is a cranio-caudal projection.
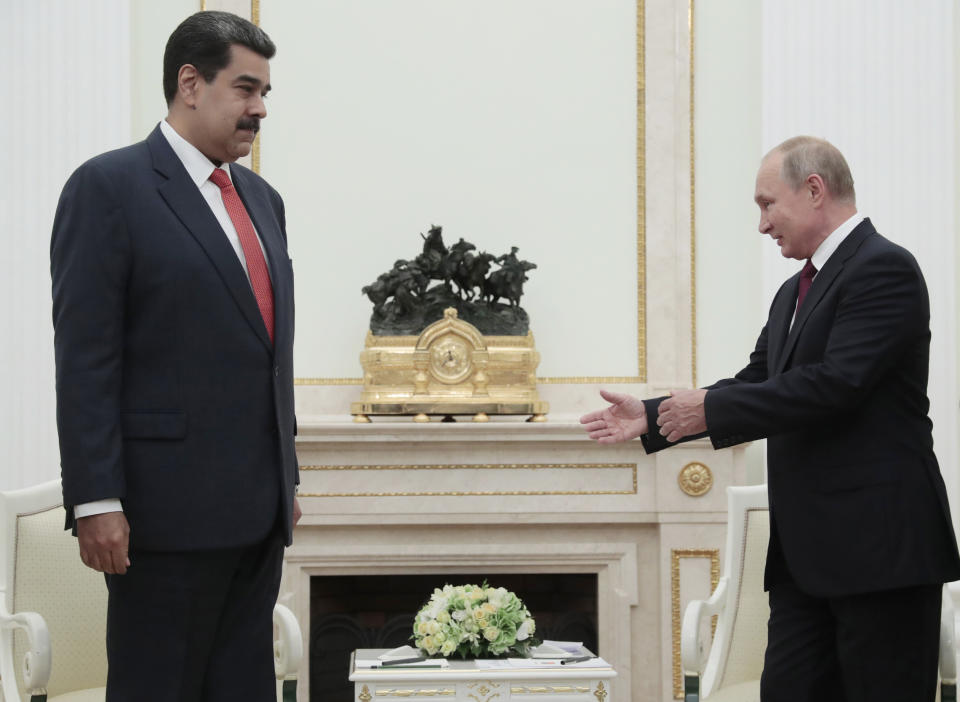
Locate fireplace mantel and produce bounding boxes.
[285,416,747,701]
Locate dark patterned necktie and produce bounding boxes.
[796,259,818,310]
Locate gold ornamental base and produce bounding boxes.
[351,308,548,422]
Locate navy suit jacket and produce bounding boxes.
[643,219,960,597]
[51,125,298,551]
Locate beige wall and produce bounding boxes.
[129,0,199,140]
[693,0,765,483]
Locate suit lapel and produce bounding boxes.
[147,128,274,353]
[766,275,799,373]
[774,219,875,374]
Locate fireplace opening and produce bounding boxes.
[310,573,598,701]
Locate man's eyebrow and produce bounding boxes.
[235,74,271,92]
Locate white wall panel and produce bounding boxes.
[260,0,640,380]
[1,0,131,490]
[760,0,958,522]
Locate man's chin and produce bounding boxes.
[229,142,254,160]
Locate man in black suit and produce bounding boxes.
[581,136,960,701]
[51,11,299,701]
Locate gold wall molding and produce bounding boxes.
[375,689,455,698]
[511,685,591,694]
[635,0,647,384]
[678,461,712,497]
[299,462,637,498]
[688,0,697,387]
[670,548,719,699]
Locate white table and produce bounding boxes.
[349,649,616,702]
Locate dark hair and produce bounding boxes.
[163,11,276,106]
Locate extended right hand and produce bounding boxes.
[77,511,131,575]
[579,389,648,444]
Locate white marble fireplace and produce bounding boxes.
[283,414,746,702]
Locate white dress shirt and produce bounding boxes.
[790,212,864,326]
[74,121,269,520]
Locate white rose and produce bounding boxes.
[516,618,533,641]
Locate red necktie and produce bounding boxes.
[209,168,274,344]
[796,259,817,310]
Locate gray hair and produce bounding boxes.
[771,136,856,204]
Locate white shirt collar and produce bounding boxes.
[159,119,231,187]
[810,212,863,272]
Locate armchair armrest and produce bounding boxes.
[273,603,303,679]
[940,586,956,685]
[681,577,728,676]
[0,603,51,699]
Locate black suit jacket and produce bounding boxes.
[51,125,298,551]
[643,219,960,597]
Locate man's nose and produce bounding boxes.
[251,95,267,118]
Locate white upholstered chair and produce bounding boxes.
[0,480,302,702]
[680,484,958,702]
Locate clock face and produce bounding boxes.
[429,334,473,384]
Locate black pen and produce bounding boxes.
[381,656,429,667]
[560,655,594,665]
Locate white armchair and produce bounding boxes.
[681,484,957,702]
[0,479,302,702]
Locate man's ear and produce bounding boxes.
[806,173,826,207]
[178,64,201,109]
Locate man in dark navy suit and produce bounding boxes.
[51,11,299,701]
[581,136,960,701]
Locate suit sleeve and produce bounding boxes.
[51,162,131,512]
[640,320,773,453]
[704,249,926,446]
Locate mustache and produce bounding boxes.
[236,118,260,133]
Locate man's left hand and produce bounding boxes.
[293,496,302,525]
[658,389,708,442]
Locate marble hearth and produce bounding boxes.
[283,417,746,702]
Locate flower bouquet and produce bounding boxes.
[412,583,539,658]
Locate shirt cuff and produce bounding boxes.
[73,499,123,519]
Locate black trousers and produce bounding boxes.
[760,580,943,702]
[104,534,284,702]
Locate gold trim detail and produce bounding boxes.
[359,684,373,702]
[511,686,591,695]
[689,0,697,387]
[671,548,720,699]
[375,689,456,698]
[678,462,712,497]
[251,0,261,174]
[296,377,363,385]
[299,463,638,498]
[636,0,647,384]
[466,680,502,702]
[594,681,608,702]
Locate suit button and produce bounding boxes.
[274,365,280,377]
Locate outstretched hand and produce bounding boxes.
[579,389,648,444]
